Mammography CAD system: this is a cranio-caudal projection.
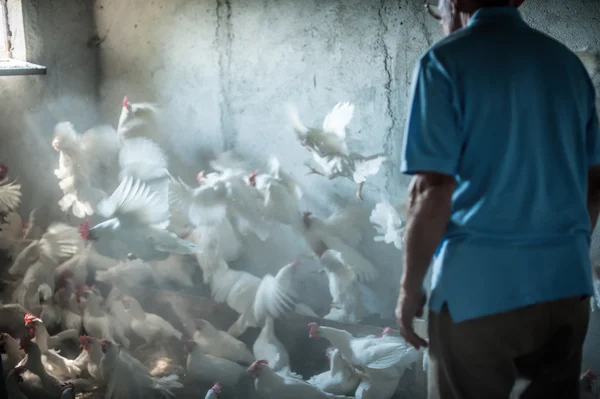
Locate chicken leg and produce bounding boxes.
[304,163,326,177]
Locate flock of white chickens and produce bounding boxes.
[0,96,423,399]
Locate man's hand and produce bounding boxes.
[395,286,428,349]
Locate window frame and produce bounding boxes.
[0,0,47,77]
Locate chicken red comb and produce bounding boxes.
[302,211,312,218]
[308,322,319,338]
[211,381,223,394]
[292,259,300,267]
[122,95,130,109]
[24,314,40,326]
[0,162,8,173]
[24,313,36,322]
[78,220,91,240]
[78,335,91,345]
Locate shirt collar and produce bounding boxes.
[467,7,524,27]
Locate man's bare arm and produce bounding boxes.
[401,172,455,293]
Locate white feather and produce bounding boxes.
[370,201,405,250]
[322,102,354,141]
[0,179,22,214]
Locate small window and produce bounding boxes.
[0,0,46,77]
[0,1,9,59]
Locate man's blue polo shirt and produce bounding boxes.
[400,7,600,323]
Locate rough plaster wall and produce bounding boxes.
[0,0,100,227]
[94,0,600,355]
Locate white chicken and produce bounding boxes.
[248,156,303,228]
[11,260,56,315]
[102,285,134,335]
[288,102,387,201]
[0,209,39,260]
[81,175,198,261]
[308,347,360,396]
[300,208,376,283]
[53,248,91,288]
[56,277,83,334]
[117,136,172,206]
[18,338,83,397]
[8,222,83,277]
[252,315,301,379]
[184,339,248,387]
[117,96,160,141]
[369,200,405,251]
[192,318,254,364]
[99,339,182,398]
[38,289,63,331]
[0,162,22,215]
[120,295,183,350]
[188,223,244,283]
[307,323,420,371]
[78,336,104,381]
[52,122,121,218]
[247,359,353,398]
[318,249,366,324]
[208,257,295,337]
[78,286,130,349]
[24,315,81,377]
[170,169,271,242]
[354,327,421,399]
[95,257,157,288]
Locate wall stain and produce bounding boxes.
[215,0,235,151]
[377,0,397,196]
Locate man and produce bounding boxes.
[394,0,600,398]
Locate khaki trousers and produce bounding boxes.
[427,296,590,399]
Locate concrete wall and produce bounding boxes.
[93,0,600,319]
[0,0,100,226]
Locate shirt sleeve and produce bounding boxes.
[587,95,600,167]
[400,53,464,176]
